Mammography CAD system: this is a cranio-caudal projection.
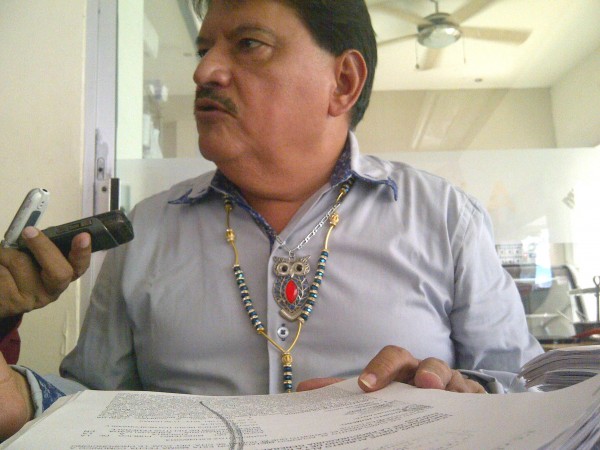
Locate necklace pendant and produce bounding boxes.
[272,255,310,321]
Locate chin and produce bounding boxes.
[197,128,226,158]
[198,137,237,165]
[197,142,219,163]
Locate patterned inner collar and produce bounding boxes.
[211,139,353,201]
[168,133,398,246]
[203,141,353,246]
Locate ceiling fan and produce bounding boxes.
[371,0,532,70]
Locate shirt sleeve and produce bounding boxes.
[59,244,142,390]
[10,366,67,417]
[449,197,543,377]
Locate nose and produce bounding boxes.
[192,46,232,88]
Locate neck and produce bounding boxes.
[236,157,334,233]
[241,188,324,234]
[220,134,348,233]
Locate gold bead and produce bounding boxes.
[226,229,235,242]
[282,353,293,366]
[329,213,339,227]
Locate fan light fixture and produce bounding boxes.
[373,0,532,70]
[417,12,461,48]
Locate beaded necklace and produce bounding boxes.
[223,178,354,392]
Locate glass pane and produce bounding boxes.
[116,0,215,213]
[141,0,199,160]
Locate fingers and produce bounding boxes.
[68,232,91,280]
[358,345,420,392]
[296,377,345,392]
[413,358,486,393]
[22,227,75,296]
[449,371,487,393]
[16,228,71,298]
[357,347,487,394]
[0,228,91,317]
[413,357,452,390]
[0,247,42,316]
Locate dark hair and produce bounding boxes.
[192,0,377,129]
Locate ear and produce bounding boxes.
[328,49,368,120]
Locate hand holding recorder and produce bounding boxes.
[0,189,134,318]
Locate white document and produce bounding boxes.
[3,375,600,449]
[519,344,600,390]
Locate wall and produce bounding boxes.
[0,1,87,374]
[355,47,600,154]
[552,45,600,148]
[355,88,556,153]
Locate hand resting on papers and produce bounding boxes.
[297,345,487,394]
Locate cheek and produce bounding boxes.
[244,72,333,130]
[286,68,333,109]
[197,119,247,158]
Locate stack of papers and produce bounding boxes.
[518,345,600,391]
[3,375,600,449]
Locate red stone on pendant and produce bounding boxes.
[285,280,298,304]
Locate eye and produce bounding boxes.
[294,263,304,273]
[238,38,263,52]
[196,48,209,60]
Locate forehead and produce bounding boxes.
[196,0,321,55]
[203,0,292,12]
[199,0,301,34]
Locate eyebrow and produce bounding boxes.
[196,35,210,47]
[196,24,278,48]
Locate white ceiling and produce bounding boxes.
[144,0,600,96]
[369,0,600,90]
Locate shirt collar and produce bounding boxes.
[168,131,398,205]
[347,132,399,200]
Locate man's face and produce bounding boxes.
[193,0,339,169]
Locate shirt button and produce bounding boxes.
[277,324,290,341]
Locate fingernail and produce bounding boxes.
[22,226,39,239]
[422,370,443,387]
[360,373,377,389]
[78,233,91,249]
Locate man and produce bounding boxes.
[0,0,542,440]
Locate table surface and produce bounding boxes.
[541,338,599,352]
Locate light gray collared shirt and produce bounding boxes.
[58,132,542,397]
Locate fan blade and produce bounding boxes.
[461,26,531,44]
[449,0,496,24]
[377,33,418,47]
[373,3,431,26]
[417,48,442,71]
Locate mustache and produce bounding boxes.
[195,88,238,115]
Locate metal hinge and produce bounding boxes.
[94,129,119,212]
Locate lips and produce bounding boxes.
[194,99,228,114]
[194,89,238,118]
